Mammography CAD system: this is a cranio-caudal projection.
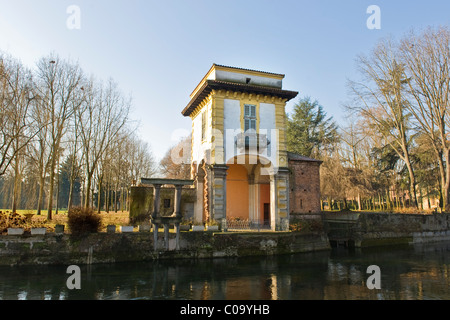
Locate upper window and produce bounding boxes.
[201,111,207,141]
[244,104,256,132]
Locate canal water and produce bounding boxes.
[0,241,449,300]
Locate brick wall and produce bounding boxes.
[288,158,322,217]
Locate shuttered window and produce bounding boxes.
[244,104,256,132]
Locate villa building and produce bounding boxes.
[182,64,321,230]
[130,64,322,231]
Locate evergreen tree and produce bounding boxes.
[58,155,81,209]
[286,97,339,159]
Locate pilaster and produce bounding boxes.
[274,99,288,169]
[210,164,228,221]
[270,167,290,231]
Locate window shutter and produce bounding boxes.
[250,105,256,117]
[244,104,257,132]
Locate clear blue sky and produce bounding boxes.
[0,0,449,161]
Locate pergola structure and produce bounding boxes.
[139,178,194,251]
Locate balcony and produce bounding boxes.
[235,132,270,153]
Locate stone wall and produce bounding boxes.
[0,230,330,266]
[354,212,450,247]
[129,186,196,224]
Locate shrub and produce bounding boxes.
[0,211,27,235]
[289,217,324,233]
[68,207,102,236]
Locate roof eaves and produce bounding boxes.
[287,151,323,163]
[182,80,298,117]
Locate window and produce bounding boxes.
[163,199,171,208]
[244,104,256,132]
[201,111,207,141]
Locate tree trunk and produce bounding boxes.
[105,187,108,213]
[55,164,60,215]
[426,185,431,210]
[121,187,125,212]
[37,175,45,215]
[67,157,77,211]
[68,180,74,211]
[84,174,92,209]
[114,183,118,213]
[343,198,348,210]
[55,159,60,214]
[97,179,101,214]
[47,159,56,220]
[11,154,20,213]
[404,155,418,209]
[444,148,450,212]
[435,150,446,211]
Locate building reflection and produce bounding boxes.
[0,243,449,300]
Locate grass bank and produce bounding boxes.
[0,209,130,235]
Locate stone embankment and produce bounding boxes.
[0,230,330,266]
[3,212,450,266]
[325,212,450,247]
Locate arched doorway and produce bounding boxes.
[226,164,249,220]
[226,156,273,227]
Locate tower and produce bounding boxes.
[182,64,298,230]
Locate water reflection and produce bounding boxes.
[0,241,449,300]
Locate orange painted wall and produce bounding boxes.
[226,164,249,219]
[259,184,270,222]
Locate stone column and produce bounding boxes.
[210,164,228,221]
[193,174,204,224]
[152,184,162,219]
[173,185,183,218]
[153,223,159,251]
[175,222,180,250]
[164,224,170,251]
[152,184,162,251]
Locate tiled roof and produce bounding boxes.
[213,64,285,77]
[182,80,298,116]
[287,151,322,163]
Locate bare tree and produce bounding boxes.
[159,135,191,179]
[0,55,36,176]
[348,37,419,208]
[0,54,40,213]
[77,78,131,209]
[65,115,83,210]
[35,55,84,219]
[400,26,450,210]
[339,119,371,210]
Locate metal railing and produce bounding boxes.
[225,219,272,232]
